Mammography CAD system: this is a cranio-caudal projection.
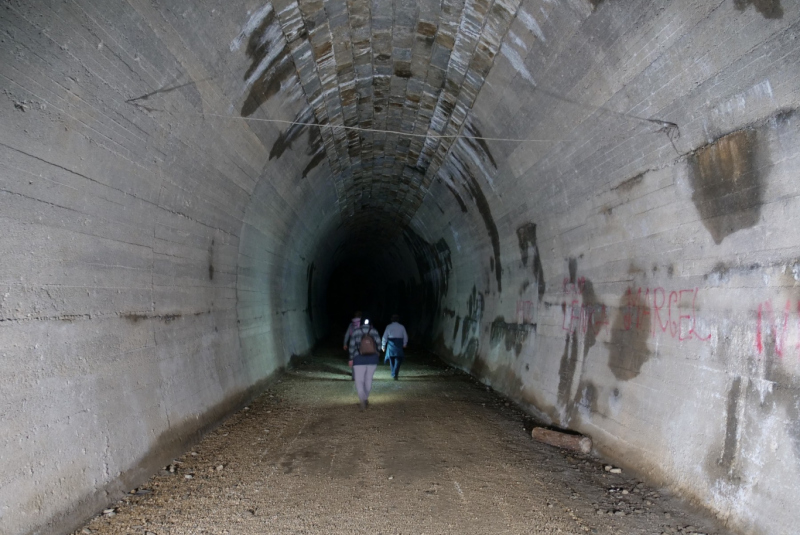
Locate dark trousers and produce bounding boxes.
[389,356,404,378]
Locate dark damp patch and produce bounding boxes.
[444,182,469,212]
[461,285,484,349]
[177,79,203,111]
[581,278,606,358]
[306,263,315,322]
[628,263,646,277]
[774,108,796,125]
[442,308,456,317]
[270,109,314,160]
[463,171,502,293]
[688,128,765,244]
[302,125,325,178]
[402,229,453,342]
[520,280,530,295]
[464,121,498,169]
[208,238,215,281]
[607,286,652,381]
[574,380,599,415]
[489,316,533,355]
[516,223,546,300]
[667,264,674,277]
[760,322,800,460]
[302,151,326,178]
[733,0,783,18]
[612,172,644,193]
[122,313,183,323]
[490,256,495,272]
[719,376,742,472]
[463,338,479,361]
[557,333,579,410]
[394,61,413,78]
[240,11,296,117]
[453,316,461,341]
[568,257,577,284]
[705,262,731,284]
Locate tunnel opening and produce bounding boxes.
[315,224,452,349]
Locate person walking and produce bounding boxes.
[343,311,362,351]
[343,311,362,380]
[382,314,408,380]
[347,318,381,410]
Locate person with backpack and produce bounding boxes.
[381,314,408,380]
[343,311,362,380]
[347,318,381,411]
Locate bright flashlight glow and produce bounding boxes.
[364,319,369,324]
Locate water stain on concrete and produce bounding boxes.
[302,150,326,178]
[464,122,497,169]
[612,172,644,193]
[240,10,296,117]
[453,316,461,341]
[568,257,578,283]
[269,109,319,161]
[444,182,469,212]
[761,334,800,461]
[489,316,533,355]
[705,262,731,285]
[302,126,325,178]
[575,380,599,415]
[463,338,479,362]
[719,376,742,472]
[734,0,783,18]
[208,238,215,281]
[461,285,484,349]
[581,278,603,358]
[516,223,546,300]
[463,173,502,293]
[394,61,413,78]
[177,79,203,111]
[306,263,315,321]
[557,333,579,408]
[688,129,764,244]
[403,229,453,342]
[607,287,652,381]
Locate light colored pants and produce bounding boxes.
[353,364,377,402]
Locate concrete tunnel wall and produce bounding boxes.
[1,1,799,534]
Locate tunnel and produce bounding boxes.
[1,0,799,534]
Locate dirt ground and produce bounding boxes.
[75,347,732,535]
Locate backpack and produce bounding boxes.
[359,326,377,355]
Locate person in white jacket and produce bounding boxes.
[381,315,408,380]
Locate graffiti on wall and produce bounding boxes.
[561,277,610,337]
[754,299,800,358]
[561,278,712,343]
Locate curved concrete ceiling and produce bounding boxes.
[234,0,520,233]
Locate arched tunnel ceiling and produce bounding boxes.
[235,0,520,231]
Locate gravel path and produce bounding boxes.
[75,347,731,535]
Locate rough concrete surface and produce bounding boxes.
[73,350,728,535]
[1,0,800,534]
